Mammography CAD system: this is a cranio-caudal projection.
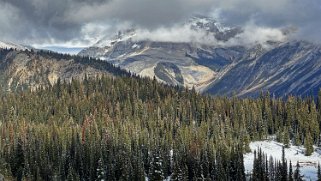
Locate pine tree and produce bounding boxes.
[289,161,293,181]
[275,161,282,180]
[252,150,259,180]
[149,149,164,181]
[96,157,106,181]
[318,163,321,181]
[283,127,290,148]
[281,146,287,181]
[268,156,275,180]
[304,133,314,156]
[294,162,303,181]
[10,139,25,181]
[171,160,188,181]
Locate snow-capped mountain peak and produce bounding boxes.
[79,15,321,98]
[188,15,231,33]
[94,29,136,48]
[187,15,241,42]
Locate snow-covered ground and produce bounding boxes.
[244,140,321,180]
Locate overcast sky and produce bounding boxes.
[0,0,320,47]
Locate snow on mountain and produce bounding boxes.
[94,29,136,48]
[189,15,232,33]
[78,16,242,90]
[79,15,321,97]
[244,140,321,180]
[188,15,241,42]
[0,40,30,50]
[205,41,321,97]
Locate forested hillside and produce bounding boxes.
[0,48,130,92]
[0,72,320,180]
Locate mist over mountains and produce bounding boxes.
[1,0,321,46]
[0,11,320,98]
[78,16,321,97]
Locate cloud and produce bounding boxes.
[0,0,320,46]
[130,22,287,49]
[133,25,217,44]
[65,0,214,28]
[223,23,288,48]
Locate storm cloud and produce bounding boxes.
[0,0,320,46]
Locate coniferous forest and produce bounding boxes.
[0,69,321,180]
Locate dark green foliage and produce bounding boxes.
[0,64,320,180]
[281,146,287,181]
[9,139,25,181]
[304,133,314,156]
[252,149,269,181]
[149,149,164,181]
[294,162,303,181]
[252,147,290,181]
[289,161,293,181]
[318,163,321,181]
[0,75,248,180]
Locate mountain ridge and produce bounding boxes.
[0,48,129,92]
[0,40,30,50]
[78,16,321,97]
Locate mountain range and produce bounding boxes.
[79,16,321,97]
[1,16,321,97]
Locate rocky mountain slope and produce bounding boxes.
[79,16,243,91]
[79,16,321,97]
[0,48,128,92]
[205,41,321,97]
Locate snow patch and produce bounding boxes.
[244,140,321,180]
[132,44,140,49]
[94,30,136,48]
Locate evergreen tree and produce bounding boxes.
[304,133,314,156]
[294,162,303,181]
[171,160,188,181]
[96,157,106,181]
[289,161,293,181]
[318,163,321,181]
[281,146,287,181]
[149,149,164,181]
[268,156,275,180]
[10,139,25,181]
[283,127,290,148]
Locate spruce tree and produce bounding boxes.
[10,139,25,181]
[289,160,293,181]
[281,146,287,181]
[318,163,321,181]
[283,127,290,148]
[304,133,314,156]
[149,149,164,181]
[294,162,303,181]
[171,160,188,181]
[96,157,106,181]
